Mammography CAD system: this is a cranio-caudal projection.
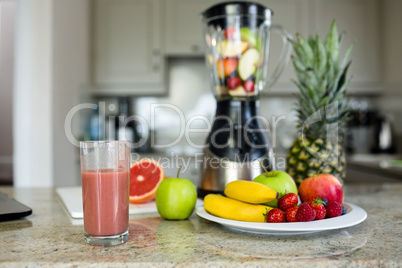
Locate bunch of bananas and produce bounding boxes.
[204,181,278,222]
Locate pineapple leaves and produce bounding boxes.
[331,61,351,103]
[314,34,327,80]
[291,55,305,72]
[325,20,339,66]
[289,21,352,138]
[340,43,354,70]
[296,33,314,67]
[318,96,330,106]
[308,36,315,49]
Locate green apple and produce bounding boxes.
[155,168,197,220]
[253,170,298,208]
[238,48,260,81]
[240,27,258,49]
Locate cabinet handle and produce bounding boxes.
[191,44,204,53]
[152,50,160,71]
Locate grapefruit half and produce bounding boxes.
[129,159,164,204]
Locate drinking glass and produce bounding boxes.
[80,141,130,246]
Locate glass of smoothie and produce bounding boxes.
[80,140,130,246]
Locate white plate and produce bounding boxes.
[196,202,367,235]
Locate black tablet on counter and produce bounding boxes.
[0,192,32,221]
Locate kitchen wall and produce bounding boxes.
[0,0,15,185]
[8,0,402,187]
[52,0,91,187]
[12,0,90,187]
[377,0,402,135]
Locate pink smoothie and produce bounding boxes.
[81,168,129,236]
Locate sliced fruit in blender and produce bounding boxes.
[239,48,260,81]
[227,76,242,89]
[215,85,228,96]
[243,80,255,92]
[240,27,259,49]
[216,40,249,57]
[224,26,240,41]
[207,54,214,66]
[216,58,238,79]
[228,85,246,96]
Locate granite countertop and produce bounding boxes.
[0,184,402,267]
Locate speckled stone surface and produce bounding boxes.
[0,184,401,267]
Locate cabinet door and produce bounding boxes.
[93,0,164,95]
[164,0,221,56]
[259,0,309,94]
[313,0,381,94]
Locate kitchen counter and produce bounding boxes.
[0,184,401,267]
[347,154,402,183]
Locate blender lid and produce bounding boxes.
[201,1,272,21]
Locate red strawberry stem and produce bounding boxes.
[314,197,324,205]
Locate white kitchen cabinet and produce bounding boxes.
[312,0,382,94]
[92,0,165,95]
[382,0,402,94]
[164,0,221,56]
[93,0,383,96]
[266,0,382,95]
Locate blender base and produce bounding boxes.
[198,148,274,198]
[197,188,224,199]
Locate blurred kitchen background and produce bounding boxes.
[0,0,401,187]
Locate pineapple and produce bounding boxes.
[286,21,353,185]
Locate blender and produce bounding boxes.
[198,1,291,197]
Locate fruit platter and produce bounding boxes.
[129,158,367,235]
[196,169,367,235]
[196,202,367,235]
[196,171,367,235]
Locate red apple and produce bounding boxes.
[299,174,344,204]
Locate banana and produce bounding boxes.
[224,180,279,204]
[204,194,273,222]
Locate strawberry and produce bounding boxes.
[296,203,316,222]
[223,26,239,40]
[307,197,326,220]
[326,201,343,218]
[266,208,286,223]
[285,206,299,222]
[278,193,298,211]
[227,77,242,89]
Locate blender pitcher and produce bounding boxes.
[201,1,291,99]
[198,1,291,197]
